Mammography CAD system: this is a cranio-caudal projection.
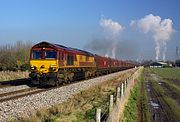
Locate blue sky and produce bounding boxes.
[0,0,180,61]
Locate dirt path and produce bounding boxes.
[146,80,171,121]
[144,69,180,122]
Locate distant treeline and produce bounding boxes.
[0,41,33,71]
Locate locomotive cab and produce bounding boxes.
[29,42,59,85]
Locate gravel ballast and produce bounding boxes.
[0,69,135,121]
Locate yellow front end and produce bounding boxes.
[30,59,59,74]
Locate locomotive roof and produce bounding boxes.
[54,44,94,56]
[33,41,94,56]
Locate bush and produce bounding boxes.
[0,41,32,71]
[20,63,30,71]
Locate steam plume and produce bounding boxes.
[131,14,175,61]
[99,18,124,58]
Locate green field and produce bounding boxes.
[151,68,180,79]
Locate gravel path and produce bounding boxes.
[0,69,135,121]
[0,85,30,94]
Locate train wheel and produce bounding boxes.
[57,79,63,86]
[55,81,59,87]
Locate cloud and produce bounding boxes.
[100,18,124,37]
[131,14,175,61]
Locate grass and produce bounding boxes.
[0,71,29,82]
[163,80,180,94]
[9,69,135,122]
[123,72,150,122]
[137,74,151,122]
[123,80,139,121]
[151,68,180,79]
[151,79,180,122]
[150,67,180,94]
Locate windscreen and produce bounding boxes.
[32,50,42,59]
[45,50,57,59]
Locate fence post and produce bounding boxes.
[121,83,124,97]
[124,80,127,91]
[126,80,128,88]
[109,95,113,113]
[116,87,120,104]
[96,108,101,122]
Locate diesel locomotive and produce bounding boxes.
[29,41,134,86]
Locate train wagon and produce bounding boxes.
[94,55,111,75]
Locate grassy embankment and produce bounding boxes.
[9,70,134,122]
[123,70,150,122]
[0,71,29,82]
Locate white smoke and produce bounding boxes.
[131,14,175,61]
[100,18,124,58]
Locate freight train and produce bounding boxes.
[29,41,135,86]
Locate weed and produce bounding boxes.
[0,71,29,82]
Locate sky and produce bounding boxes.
[0,0,180,61]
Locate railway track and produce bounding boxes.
[0,87,47,103]
[0,87,37,98]
[0,84,12,89]
[0,69,136,103]
[0,75,113,103]
[0,78,31,89]
[0,78,86,103]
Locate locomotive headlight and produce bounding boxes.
[31,66,36,70]
[50,64,57,68]
[49,64,57,71]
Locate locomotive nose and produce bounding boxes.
[39,65,48,74]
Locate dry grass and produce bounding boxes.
[0,71,29,81]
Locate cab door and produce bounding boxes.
[59,51,65,67]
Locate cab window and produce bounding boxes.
[45,50,57,59]
[32,50,42,59]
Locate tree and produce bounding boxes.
[0,40,33,71]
